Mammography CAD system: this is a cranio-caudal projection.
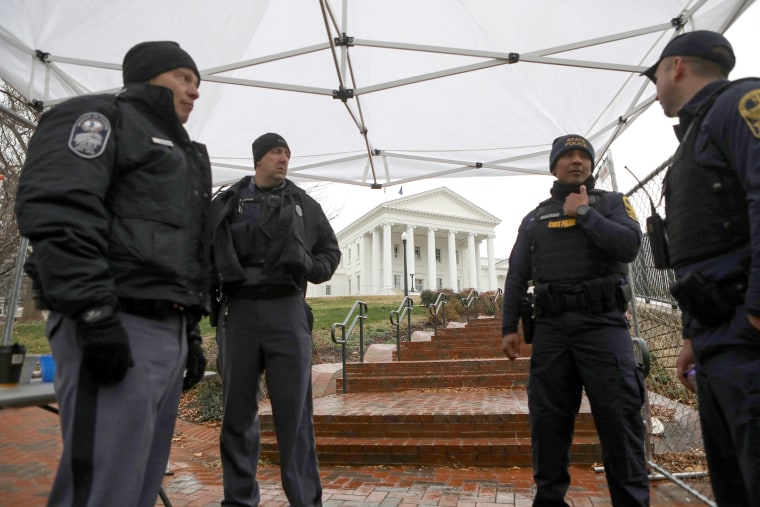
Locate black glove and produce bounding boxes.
[77,309,134,386]
[183,322,207,390]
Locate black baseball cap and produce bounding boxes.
[642,30,735,82]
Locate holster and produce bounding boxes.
[669,270,746,327]
[519,294,535,344]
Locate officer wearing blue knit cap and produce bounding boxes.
[501,131,647,505]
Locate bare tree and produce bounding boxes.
[1,79,40,321]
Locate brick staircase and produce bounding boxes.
[259,317,602,467]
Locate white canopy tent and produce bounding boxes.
[0,0,755,189]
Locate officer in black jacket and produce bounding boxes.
[643,30,760,506]
[15,41,210,507]
[211,133,340,507]
[501,135,649,506]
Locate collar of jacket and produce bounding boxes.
[549,175,596,200]
[119,83,192,142]
[674,79,728,141]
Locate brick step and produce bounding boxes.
[344,357,529,375]
[258,390,600,467]
[394,347,510,361]
[336,372,527,392]
[261,411,598,439]
[259,435,602,467]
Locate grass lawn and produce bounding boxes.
[0,295,431,359]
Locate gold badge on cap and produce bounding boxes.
[738,89,760,139]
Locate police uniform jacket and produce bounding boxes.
[15,83,212,317]
[664,77,760,337]
[501,177,641,336]
[210,176,341,294]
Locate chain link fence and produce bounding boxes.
[597,158,714,505]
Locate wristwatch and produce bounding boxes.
[576,205,590,218]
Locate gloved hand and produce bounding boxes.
[183,322,207,390]
[77,311,134,385]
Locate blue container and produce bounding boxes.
[39,354,56,383]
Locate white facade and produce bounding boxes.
[307,187,508,297]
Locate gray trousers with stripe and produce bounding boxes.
[46,310,187,507]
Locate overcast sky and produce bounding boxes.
[325,2,759,259]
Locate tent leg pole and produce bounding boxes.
[2,237,29,346]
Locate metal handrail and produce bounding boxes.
[460,289,479,323]
[428,292,448,336]
[330,300,368,394]
[489,288,503,317]
[389,296,414,361]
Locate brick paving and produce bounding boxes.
[1,399,706,506]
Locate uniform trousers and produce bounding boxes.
[528,310,649,507]
[691,304,760,507]
[46,310,187,507]
[217,295,321,507]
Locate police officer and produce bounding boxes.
[211,133,340,507]
[501,135,649,506]
[15,41,210,506]
[642,30,760,506]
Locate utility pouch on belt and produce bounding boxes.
[519,294,535,344]
[669,271,745,327]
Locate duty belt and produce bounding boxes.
[119,298,186,318]
[228,285,302,300]
[534,276,622,316]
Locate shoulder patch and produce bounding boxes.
[68,112,111,158]
[738,88,760,139]
[622,196,639,222]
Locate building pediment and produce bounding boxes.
[337,186,500,238]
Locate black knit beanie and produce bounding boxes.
[122,41,200,86]
[549,134,595,172]
[252,133,290,163]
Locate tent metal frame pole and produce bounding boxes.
[2,237,28,346]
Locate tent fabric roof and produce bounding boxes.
[0,0,754,188]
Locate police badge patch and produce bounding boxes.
[68,112,111,158]
[738,88,760,139]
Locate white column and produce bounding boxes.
[406,225,415,291]
[487,235,497,291]
[371,227,381,294]
[468,233,477,290]
[382,223,392,291]
[358,235,368,295]
[427,227,437,290]
[448,230,457,290]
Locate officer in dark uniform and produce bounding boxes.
[642,30,760,506]
[15,41,210,506]
[211,133,340,507]
[501,135,649,506]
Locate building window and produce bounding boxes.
[394,274,400,289]
[356,275,360,293]
[356,243,360,261]
[435,248,441,262]
[348,279,352,295]
[325,285,332,296]
[414,246,421,259]
[437,278,443,289]
[347,248,351,263]
[394,244,399,259]
[456,250,460,264]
